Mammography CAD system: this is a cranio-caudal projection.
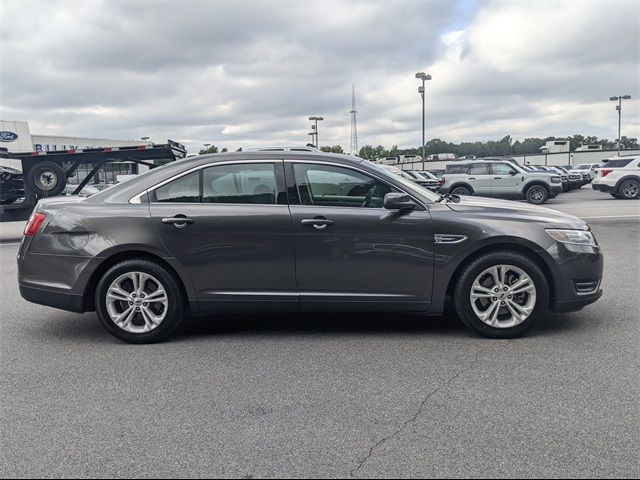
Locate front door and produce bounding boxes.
[491,162,522,194]
[149,160,297,312]
[466,162,493,195]
[287,161,435,311]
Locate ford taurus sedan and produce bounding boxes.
[18,152,603,343]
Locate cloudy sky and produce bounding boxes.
[1,0,639,154]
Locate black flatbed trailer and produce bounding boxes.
[0,140,186,222]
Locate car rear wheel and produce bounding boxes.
[451,185,472,196]
[525,184,549,204]
[454,251,549,339]
[618,179,639,199]
[95,259,185,343]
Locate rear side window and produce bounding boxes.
[468,163,491,175]
[154,163,279,204]
[445,164,469,174]
[202,164,277,204]
[155,172,200,203]
[604,159,633,168]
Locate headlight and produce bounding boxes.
[551,176,562,183]
[546,229,596,246]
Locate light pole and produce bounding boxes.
[309,116,324,148]
[141,136,150,143]
[610,95,632,155]
[415,72,432,170]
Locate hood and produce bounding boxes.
[445,196,588,229]
[0,165,22,175]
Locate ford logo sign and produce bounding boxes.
[0,131,18,142]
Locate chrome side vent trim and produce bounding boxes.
[434,234,468,244]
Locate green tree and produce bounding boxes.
[199,145,219,155]
[320,145,345,154]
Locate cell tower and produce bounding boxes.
[349,84,358,155]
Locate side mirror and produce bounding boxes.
[384,192,415,210]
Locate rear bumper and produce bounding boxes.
[19,284,84,313]
[592,183,615,193]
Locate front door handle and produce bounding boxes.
[161,215,194,228]
[468,177,476,180]
[493,177,502,179]
[301,217,334,230]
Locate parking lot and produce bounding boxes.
[1,187,638,478]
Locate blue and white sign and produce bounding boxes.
[0,131,19,142]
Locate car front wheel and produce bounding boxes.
[454,251,549,339]
[95,259,185,343]
[525,185,549,204]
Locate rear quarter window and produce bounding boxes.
[604,159,633,168]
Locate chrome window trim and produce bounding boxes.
[129,159,280,204]
[288,159,429,210]
[130,158,430,210]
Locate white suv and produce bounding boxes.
[592,155,640,199]
[572,163,600,181]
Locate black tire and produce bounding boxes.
[27,161,67,197]
[95,259,185,344]
[454,251,550,339]
[525,184,549,204]
[618,179,640,199]
[451,185,472,196]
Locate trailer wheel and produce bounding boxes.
[27,161,67,197]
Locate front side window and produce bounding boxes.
[203,164,277,204]
[491,163,517,175]
[293,163,392,208]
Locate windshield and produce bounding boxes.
[367,162,442,202]
[574,164,590,170]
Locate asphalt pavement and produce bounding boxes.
[1,188,638,478]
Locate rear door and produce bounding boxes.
[286,161,434,311]
[149,160,298,312]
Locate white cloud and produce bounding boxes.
[0,0,638,154]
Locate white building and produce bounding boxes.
[540,139,570,153]
[0,120,151,163]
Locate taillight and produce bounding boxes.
[601,169,613,177]
[439,176,445,186]
[23,212,46,237]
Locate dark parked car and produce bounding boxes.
[0,165,25,204]
[18,152,603,343]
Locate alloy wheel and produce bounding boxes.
[470,264,537,329]
[621,180,639,199]
[105,271,169,334]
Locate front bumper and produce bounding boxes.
[546,242,604,313]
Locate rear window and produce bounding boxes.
[604,159,633,168]
[445,164,469,174]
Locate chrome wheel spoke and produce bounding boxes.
[470,264,537,329]
[105,271,168,334]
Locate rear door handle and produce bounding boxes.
[493,177,502,179]
[468,177,476,180]
[162,215,194,228]
[301,217,334,230]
